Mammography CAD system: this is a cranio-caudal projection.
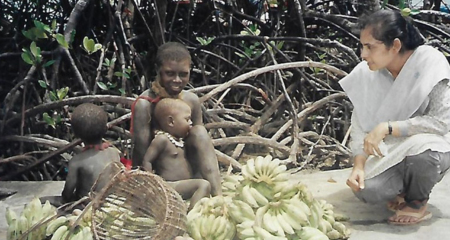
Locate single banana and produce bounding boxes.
[237,226,256,239]
[318,218,333,234]
[253,225,287,240]
[50,225,68,240]
[246,158,258,178]
[254,156,265,176]
[254,205,269,227]
[323,213,335,225]
[333,221,349,236]
[289,195,312,216]
[213,216,228,239]
[81,226,93,240]
[326,229,342,240]
[228,203,248,223]
[249,187,269,206]
[268,164,287,179]
[5,207,17,226]
[188,218,202,240]
[235,200,256,220]
[7,219,17,240]
[241,185,259,208]
[269,210,286,237]
[275,210,295,235]
[262,211,278,233]
[222,181,237,191]
[46,216,68,236]
[278,208,303,230]
[17,215,28,236]
[298,226,328,240]
[285,202,310,226]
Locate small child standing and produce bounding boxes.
[142,98,211,211]
[61,103,121,203]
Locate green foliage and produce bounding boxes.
[196,36,215,46]
[82,36,102,54]
[42,112,62,129]
[21,42,42,65]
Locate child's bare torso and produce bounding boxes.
[153,139,193,181]
[71,147,120,198]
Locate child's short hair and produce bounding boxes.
[155,42,191,69]
[154,98,190,126]
[71,103,107,144]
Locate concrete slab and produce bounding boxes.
[295,168,450,240]
[1,169,449,240]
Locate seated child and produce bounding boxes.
[142,98,211,211]
[61,103,121,203]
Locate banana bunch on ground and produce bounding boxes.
[45,207,93,240]
[187,196,236,240]
[232,155,350,240]
[6,197,56,240]
[93,194,157,238]
[187,155,351,240]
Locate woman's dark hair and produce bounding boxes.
[155,42,191,69]
[358,10,424,52]
[71,103,108,145]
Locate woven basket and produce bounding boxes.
[91,168,187,240]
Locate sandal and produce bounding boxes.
[388,200,431,225]
[388,209,432,225]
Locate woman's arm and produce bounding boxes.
[395,79,450,136]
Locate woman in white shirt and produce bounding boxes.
[339,9,450,225]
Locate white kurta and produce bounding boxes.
[339,45,450,179]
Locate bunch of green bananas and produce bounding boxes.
[45,207,93,240]
[187,196,236,240]
[188,155,351,240]
[93,194,157,238]
[6,197,56,240]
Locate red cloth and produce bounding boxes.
[129,95,161,135]
[120,157,132,170]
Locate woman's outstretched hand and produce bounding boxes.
[364,122,388,157]
[347,167,365,192]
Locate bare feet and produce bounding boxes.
[388,200,432,225]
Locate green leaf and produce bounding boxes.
[83,37,95,54]
[94,43,102,52]
[51,19,57,31]
[38,80,47,88]
[119,88,125,95]
[276,41,284,50]
[97,82,108,90]
[125,67,132,74]
[103,58,110,67]
[43,60,55,68]
[22,30,32,40]
[30,42,39,57]
[196,37,207,45]
[43,113,55,128]
[31,27,47,39]
[21,52,34,65]
[399,0,405,9]
[56,33,69,48]
[57,87,69,100]
[123,72,130,78]
[107,82,117,88]
[114,72,123,77]
[49,91,58,101]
